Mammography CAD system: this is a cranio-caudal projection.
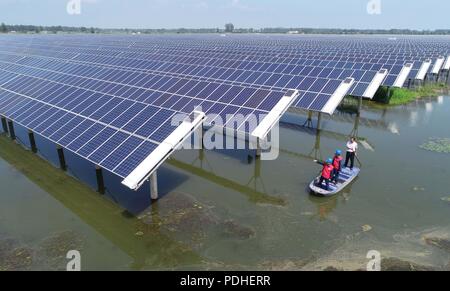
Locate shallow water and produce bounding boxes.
[1,95,450,270]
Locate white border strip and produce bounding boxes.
[363,69,388,99]
[443,56,450,71]
[251,89,299,140]
[416,59,432,80]
[321,78,355,115]
[432,56,445,74]
[393,63,413,88]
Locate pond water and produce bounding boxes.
[1,95,450,270]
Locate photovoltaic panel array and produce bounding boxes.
[1,34,450,182]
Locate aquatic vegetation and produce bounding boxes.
[420,138,450,154]
[441,197,450,203]
[221,220,255,240]
[0,238,33,271]
[38,231,85,270]
[139,192,256,250]
[381,257,435,271]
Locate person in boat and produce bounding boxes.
[315,158,334,191]
[344,137,358,170]
[331,150,343,184]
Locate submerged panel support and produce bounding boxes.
[28,130,37,153]
[96,166,105,195]
[317,112,322,132]
[1,116,8,134]
[7,120,16,140]
[57,145,67,171]
[255,138,262,158]
[150,171,158,201]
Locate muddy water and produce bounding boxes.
[1,95,450,270]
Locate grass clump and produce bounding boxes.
[373,83,447,105]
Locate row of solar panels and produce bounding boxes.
[1,35,449,191]
[0,36,447,104]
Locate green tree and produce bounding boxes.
[225,23,234,33]
[1,22,7,33]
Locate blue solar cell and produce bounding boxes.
[67,123,105,152]
[89,131,129,163]
[122,105,160,132]
[309,94,330,111]
[135,109,174,139]
[230,87,255,105]
[77,127,117,157]
[100,136,144,170]
[114,141,158,178]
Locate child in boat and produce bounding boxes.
[314,158,334,191]
[332,150,343,184]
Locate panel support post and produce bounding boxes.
[357,97,362,117]
[255,138,262,158]
[317,112,322,132]
[1,116,8,134]
[57,145,67,171]
[150,171,158,201]
[96,166,105,195]
[7,120,15,140]
[28,130,37,153]
[303,110,313,127]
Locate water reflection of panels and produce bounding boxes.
[287,107,392,132]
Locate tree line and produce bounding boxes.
[1,23,449,35]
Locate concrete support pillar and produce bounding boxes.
[28,130,37,153]
[1,116,8,134]
[195,125,204,149]
[57,145,67,171]
[255,138,262,158]
[150,171,158,201]
[317,112,322,132]
[95,166,105,195]
[357,97,362,117]
[7,120,15,140]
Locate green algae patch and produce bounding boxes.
[420,138,450,154]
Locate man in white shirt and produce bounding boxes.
[344,137,358,170]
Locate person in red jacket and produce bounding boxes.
[331,150,343,184]
[315,158,334,190]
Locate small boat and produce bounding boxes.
[309,167,360,196]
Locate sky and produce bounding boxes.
[0,0,449,30]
